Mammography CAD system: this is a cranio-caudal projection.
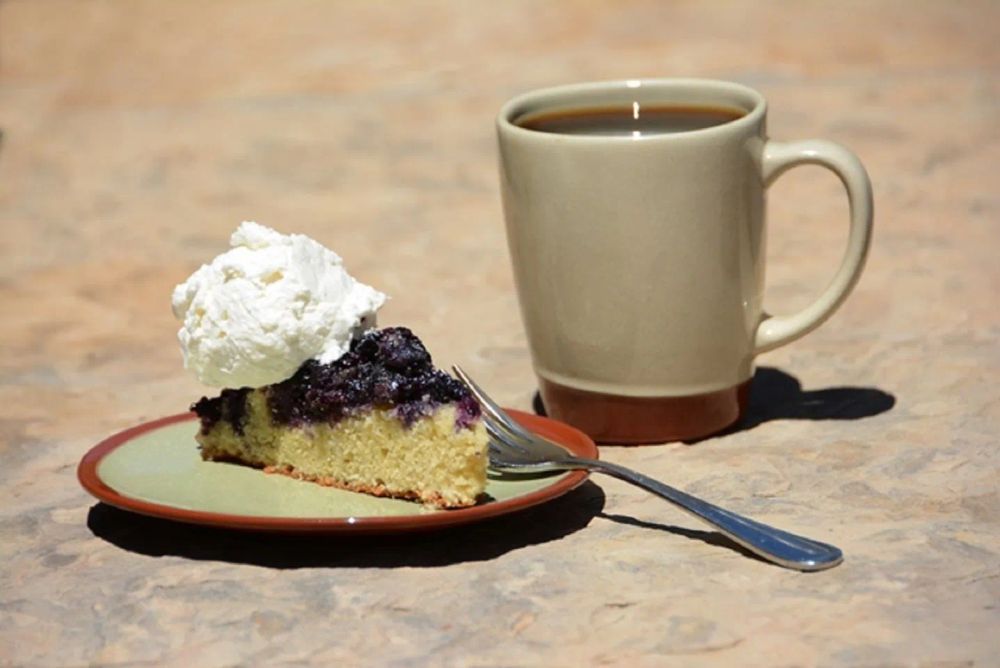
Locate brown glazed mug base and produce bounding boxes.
[538,378,751,445]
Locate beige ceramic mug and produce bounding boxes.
[497,78,873,444]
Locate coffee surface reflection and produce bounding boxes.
[516,104,745,137]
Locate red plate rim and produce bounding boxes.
[77,409,598,534]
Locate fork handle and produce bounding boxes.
[570,457,843,571]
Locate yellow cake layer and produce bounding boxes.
[197,390,488,508]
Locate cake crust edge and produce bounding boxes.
[261,463,481,509]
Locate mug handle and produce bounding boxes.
[755,140,874,354]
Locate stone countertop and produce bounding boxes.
[2,1,998,665]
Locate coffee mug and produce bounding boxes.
[497,78,873,444]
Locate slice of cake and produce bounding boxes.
[171,223,488,509]
[191,327,488,508]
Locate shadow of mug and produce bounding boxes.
[534,366,895,443]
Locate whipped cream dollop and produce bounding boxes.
[171,222,387,388]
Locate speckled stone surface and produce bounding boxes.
[2,1,998,665]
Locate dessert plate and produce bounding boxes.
[78,409,596,533]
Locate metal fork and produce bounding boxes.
[453,366,843,572]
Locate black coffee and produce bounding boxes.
[516,104,745,137]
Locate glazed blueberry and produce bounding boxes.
[453,395,482,431]
[192,387,252,435]
[378,327,432,372]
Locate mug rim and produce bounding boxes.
[497,78,767,142]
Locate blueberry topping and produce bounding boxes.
[191,387,252,435]
[193,327,480,432]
